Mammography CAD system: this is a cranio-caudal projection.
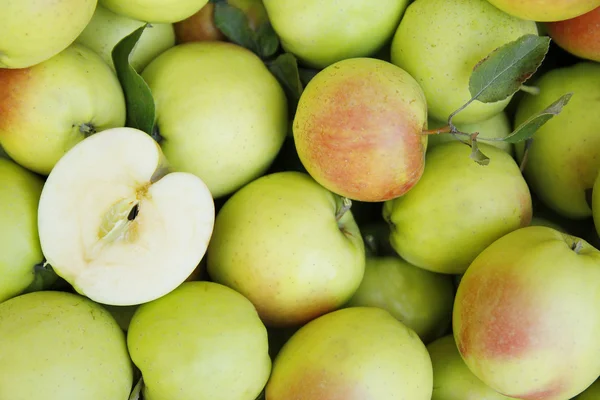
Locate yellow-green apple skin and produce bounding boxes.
[0,43,126,176]
[266,307,433,399]
[293,57,428,202]
[76,4,176,72]
[428,112,514,155]
[485,0,600,22]
[142,41,288,198]
[207,171,365,328]
[0,0,97,68]
[391,0,538,124]
[453,226,600,400]
[346,256,455,344]
[99,0,209,23]
[127,281,271,400]
[515,62,600,220]
[576,379,600,399]
[0,158,44,303]
[546,6,600,62]
[428,335,519,400]
[0,291,133,400]
[384,141,532,275]
[262,0,410,69]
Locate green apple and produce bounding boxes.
[262,0,410,68]
[0,158,44,303]
[427,112,514,155]
[546,6,600,62]
[576,379,600,399]
[485,0,600,22]
[99,0,209,23]
[453,226,600,400]
[428,335,519,400]
[0,0,97,68]
[37,127,216,306]
[207,171,365,327]
[75,4,176,72]
[391,0,538,124]
[345,256,455,344]
[128,281,271,400]
[142,41,288,198]
[384,141,532,274]
[0,43,127,176]
[293,57,428,202]
[266,307,433,399]
[0,291,133,399]
[515,62,600,220]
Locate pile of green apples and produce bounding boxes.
[2,0,600,399]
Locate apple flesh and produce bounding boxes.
[37,127,215,306]
[0,43,127,176]
[127,281,271,400]
[99,0,209,23]
[0,158,45,303]
[262,0,410,69]
[293,57,428,202]
[453,226,600,400]
[546,6,600,62]
[0,0,97,68]
[391,0,538,124]
[266,307,433,399]
[515,62,600,219]
[0,291,133,399]
[484,0,600,22]
[383,141,532,275]
[75,4,176,72]
[207,171,365,327]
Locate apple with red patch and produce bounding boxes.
[546,6,600,62]
[293,57,428,203]
[484,0,600,22]
[453,225,600,400]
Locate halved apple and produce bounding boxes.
[38,127,215,306]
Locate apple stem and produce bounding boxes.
[519,85,541,96]
[571,240,584,254]
[422,125,452,135]
[335,197,352,222]
[151,126,164,143]
[79,123,97,136]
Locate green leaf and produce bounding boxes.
[469,34,550,104]
[266,53,304,115]
[214,2,279,59]
[112,24,156,136]
[503,93,573,144]
[470,140,490,166]
[298,68,320,87]
[22,261,59,294]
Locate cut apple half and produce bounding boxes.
[38,127,215,306]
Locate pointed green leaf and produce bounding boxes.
[503,93,573,144]
[469,34,550,104]
[470,140,490,166]
[112,24,156,136]
[265,53,304,115]
[254,21,280,59]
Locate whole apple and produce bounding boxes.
[0,43,127,176]
[142,41,288,199]
[484,0,600,22]
[453,226,600,400]
[75,4,176,72]
[345,256,455,344]
[99,0,209,23]
[546,6,600,62]
[207,171,365,327]
[383,141,532,275]
[0,158,44,303]
[0,0,97,68]
[127,281,271,400]
[293,57,428,202]
[0,291,133,399]
[266,307,433,399]
[428,335,519,400]
[515,62,600,219]
[391,0,538,124]
[262,0,410,68]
